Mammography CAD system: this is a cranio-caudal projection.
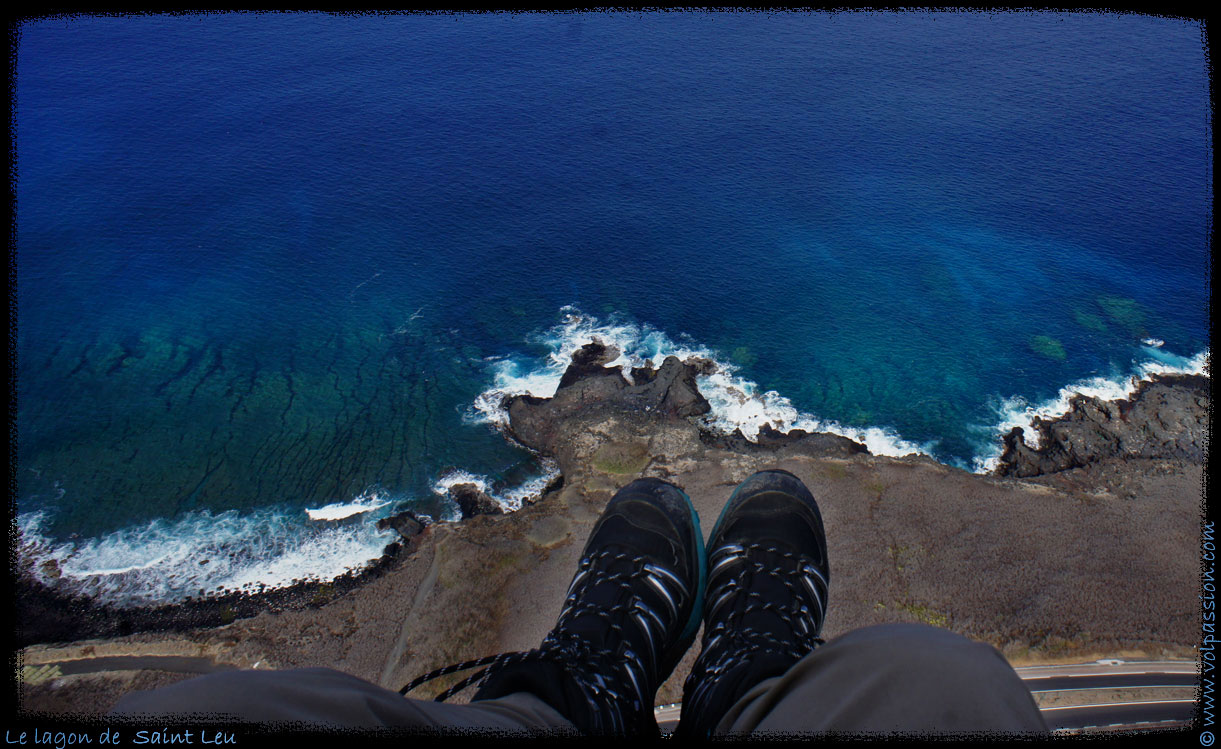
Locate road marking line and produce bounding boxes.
[1039,699,1196,710]
[1029,685,1192,693]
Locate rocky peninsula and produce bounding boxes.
[15,345,1209,716]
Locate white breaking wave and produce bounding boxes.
[17,459,567,606]
[305,491,392,521]
[468,306,932,459]
[469,309,644,426]
[973,346,1209,473]
[16,493,401,606]
[432,459,562,514]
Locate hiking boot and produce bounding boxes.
[400,477,706,736]
[676,469,830,739]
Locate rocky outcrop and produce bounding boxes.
[377,509,428,542]
[517,347,1208,484]
[995,374,1209,478]
[700,424,869,458]
[506,354,712,455]
[449,483,503,519]
[557,339,623,389]
[504,349,873,474]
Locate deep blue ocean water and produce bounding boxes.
[14,12,1210,604]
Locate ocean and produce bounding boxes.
[14,11,1210,606]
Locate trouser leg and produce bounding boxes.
[109,667,578,733]
[715,623,1048,735]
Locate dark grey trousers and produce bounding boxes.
[109,623,1048,735]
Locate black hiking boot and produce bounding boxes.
[676,469,830,739]
[400,477,706,736]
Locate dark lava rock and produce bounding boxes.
[786,431,870,458]
[377,509,427,541]
[643,356,713,418]
[558,340,626,389]
[631,366,658,384]
[508,354,711,454]
[449,483,504,519]
[756,423,807,447]
[683,356,718,377]
[700,427,755,451]
[509,343,881,464]
[699,424,869,458]
[996,374,1209,478]
[40,559,62,580]
[539,472,564,500]
[570,339,620,367]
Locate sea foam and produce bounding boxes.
[432,459,562,514]
[17,493,398,606]
[973,345,1209,473]
[17,455,568,607]
[469,306,932,459]
[304,492,392,521]
[17,459,565,606]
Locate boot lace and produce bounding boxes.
[685,542,827,704]
[400,549,688,734]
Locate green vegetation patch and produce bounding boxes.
[1029,335,1066,361]
[818,462,848,480]
[592,441,650,475]
[526,516,572,549]
[310,583,334,607]
[490,548,527,573]
[1032,630,1096,657]
[897,602,949,628]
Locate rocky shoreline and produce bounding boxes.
[14,527,409,649]
[13,479,563,649]
[997,372,1209,477]
[14,345,1210,715]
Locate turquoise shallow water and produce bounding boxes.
[14,12,1210,604]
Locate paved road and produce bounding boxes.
[655,659,1199,734]
[27,652,1200,732]
[1041,699,1195,732]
